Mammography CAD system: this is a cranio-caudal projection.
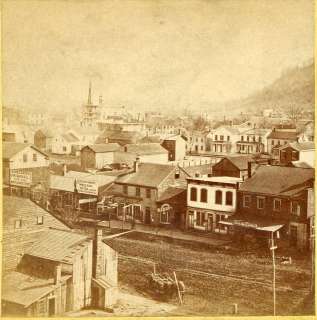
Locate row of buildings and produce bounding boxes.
[2,140,315,252]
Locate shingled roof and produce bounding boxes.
[116,163,175,188]
[2,142,48,160]
[123,143,168,155]
[267,130,298,140]
[239,165,314,196]
[83,143,121,153]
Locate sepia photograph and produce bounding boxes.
[1,0,315,317]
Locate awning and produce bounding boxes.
[219,215,285,233]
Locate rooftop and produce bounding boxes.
[188,176,242,184]
[123,143,168,155]
[3,142,48,160]
[2,271,71,307]
[267,130,298,140]
[280,141,315,151]
[116,163,175,188]
[239,165,314,195]
[83,143,121,153]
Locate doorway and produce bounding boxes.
[290,225,298,247]
[48,298,55,316]
[145,207,151,224]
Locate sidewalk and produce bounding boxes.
[99,219,231,247]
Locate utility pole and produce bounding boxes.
[270,231,277,316]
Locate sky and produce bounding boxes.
[2,0,314,114]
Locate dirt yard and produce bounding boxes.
[105,231,314,316]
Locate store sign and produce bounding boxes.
[233,220,258,229]
[10,171,32,187]
[76,180,98,195]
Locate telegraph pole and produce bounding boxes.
[270,231,277,316]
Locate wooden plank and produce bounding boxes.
[173,271,183,305]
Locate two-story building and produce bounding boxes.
[186,131,209,154]
[104,160,188,228]
[186,175,242,234]
[161,135,186,161]
[51,133,80,155]
[3,142,50,193]
[266,128,298,155]
[34,129,55,153]
[222,166,314,250]
[207,126,242,154]
[236,128,271,154]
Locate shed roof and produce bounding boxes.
[24,228,89,262]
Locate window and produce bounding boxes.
[259,137,262,143]
[175,169,180,179]
[241,136,244,142]
[200,189,208,203]
[196,211,205,226]
[291,201,301,216]
[63,146,67,152]
[133,205,142,220]
[220,135,224,141]
[23,154,28,162]
[190,187,197,201]
[160,205,170,224]
[284,141,287,144]
[201,138,204,142]
[243,195,251,207]
[37,216,44,225]
[273,199,281,211]
[215,135,218,141]
[33,153,37,161]
[277,140,280,145]
[292,151,298,161]
[123,185,128,194]
[227,136,230,141]
[226,191,233,206]
[15,219,22,229]
[196,138,198,142]
[271,140,274,145]
[247,136,250,142]
[201,145,203,151]
[135,187,140,197]
[257,197,265,209]
[146,188,151,199]
[215,190,222,205]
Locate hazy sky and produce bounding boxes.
[2,0,314,113]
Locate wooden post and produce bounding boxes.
[270,232,277,316]
[153,263,156,275]
[173,271,183,305]
[232,303,238,315]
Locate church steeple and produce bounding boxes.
[88,81,92,105]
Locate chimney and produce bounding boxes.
[247,161,252,179]
[54,265,62,285]
[134,156,140,172]
[93,228,104,278]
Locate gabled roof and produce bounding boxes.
[2,142,48,160]
[3,195,70,231]
[61,132,79,143]
[24,228,89,262]
[83,143,121,153]
[157,187,187,203]
[123,143,168,155]
[35,128,54,138]
[239,165,314,195]
[241,128,271,136]
[267,130,298,140]
[180,164,213,177]
[116,163,175,188]
[280,141,315,152]
[214,155,254,171]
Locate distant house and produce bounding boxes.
[2,142,50,190]
[186,175,242,233]
[207,126,243,154]
[278,142,315,167]
[1,196,118,316]
[96,130,144,146]
[68,127,101,146]
[187,131,209,154]
[236,128,271,154]
[161,135,186,161]
[121,143,169,164]
[266,129,298,155]
[226,166,315,250]
[34,129,55,152]
[212,156,256,180]
[105,161,188,228]
[51,133,80,155]
[297,120,314,142]
[80,144,121,170]
[2,125,34,144]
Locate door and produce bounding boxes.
[290,225,298,247]
[48,298,55,316]
[145,207,151,224]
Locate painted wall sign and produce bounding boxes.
[10,170,32,187]
[76,180,98,195]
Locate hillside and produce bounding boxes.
[227,62,315,115]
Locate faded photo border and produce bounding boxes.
[0,0,316,319]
